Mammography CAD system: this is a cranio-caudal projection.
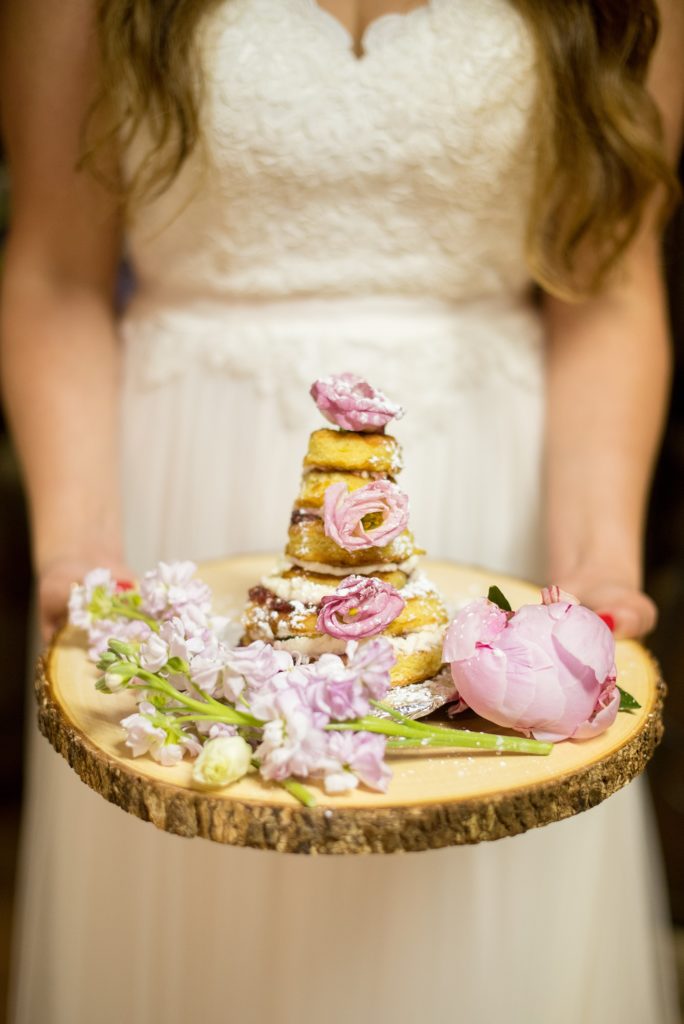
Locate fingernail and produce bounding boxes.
[115,579,135,592]
[598,612,615,632]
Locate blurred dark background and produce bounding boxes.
[0,153,683,1020]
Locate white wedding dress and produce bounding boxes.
[10,2,678,1022]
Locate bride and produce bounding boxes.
[2,1,682,1021]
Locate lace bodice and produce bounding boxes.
[122,0,544,419]
[125,0,538,306]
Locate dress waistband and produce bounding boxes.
[121,291,545,418]
[123,290,537,329]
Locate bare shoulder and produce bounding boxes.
[0,0,121,290]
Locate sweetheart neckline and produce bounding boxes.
[308,0,432,62]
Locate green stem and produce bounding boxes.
[328,716,435,739]
[329,717,552,755]
[250,758,317,807]
[134,671,259,726]
[369,699,426,728]
[110,601,160,631]
[386,733,552,755]
[280,778,318,807]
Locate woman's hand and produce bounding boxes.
[38,554,135,645]
[556,574,657,640]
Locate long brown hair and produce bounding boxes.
[85,0,677,298]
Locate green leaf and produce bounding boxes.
[487,585,512,612]
[618,686,641,712]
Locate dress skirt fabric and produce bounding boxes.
[9,298,679,1024]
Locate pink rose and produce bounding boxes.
[323,479,409,552]
[310,373,404,432]
[317,575,406,639]
[443,594,617,742]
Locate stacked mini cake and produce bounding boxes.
[242,374,449,688]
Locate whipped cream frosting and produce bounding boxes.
[273,622,445,658]
[283,554,420,578]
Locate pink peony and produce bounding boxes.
[323,479,409,552]
[443,594,617,742]
[317,575,405,639]
[572,671,620,739]
[540,585,579,607]
[310,373,404,432]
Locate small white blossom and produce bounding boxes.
[323,770,360,795]
[192,736,253,788]
[139,633,169,673]
[121,703,166,757]
[68,569,115,629]
[140,561,212,619]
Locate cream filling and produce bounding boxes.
[273,623,445,658]
[301,467,391,479]
[284,554,420,578]
[262,573,338,604]
[261,565,439,606]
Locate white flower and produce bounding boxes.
[139,633,169,673]
[68,569,115,629]
[323,770,360,794]
[255,689,329,782]
[154,733,202,767]
[192,736,253,788]
[159,617,205,663]
[121,702,201,764]
[140,561,212,619]
[121,703,166,757]
[188,632,228,695]
[196,721,237,739]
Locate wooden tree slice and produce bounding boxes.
[36,556,665,854]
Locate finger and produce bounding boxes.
[610,602,657,640]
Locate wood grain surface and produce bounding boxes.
[35,556,665,854]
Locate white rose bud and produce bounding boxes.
[192,736,253,789]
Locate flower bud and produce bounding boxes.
[192,736,253,788]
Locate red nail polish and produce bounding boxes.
[116,579,135,592]
[598,612,615,632]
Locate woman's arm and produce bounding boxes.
[544,0,684,637]
[0,0,128,639]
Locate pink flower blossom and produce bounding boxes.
[443,595,617,742]
[317,575,405,639]
[197,721,238,739]
[86,617,151,660]
[324,732,391,793]
[121,703,167,758]
[572,671,620,739]
[120,702,201,764]
[155,733,202,767]
[303,653,371,720]
[323,480,409,552]
[346,638,395,700]
[159,617,205,664]
[68,569,117,630]
[224,642,294,702]
[310,373,404,433]
[140,561,212,619]
[541,585,579,607]
[139,632,169,673]
[255,689,329,782]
